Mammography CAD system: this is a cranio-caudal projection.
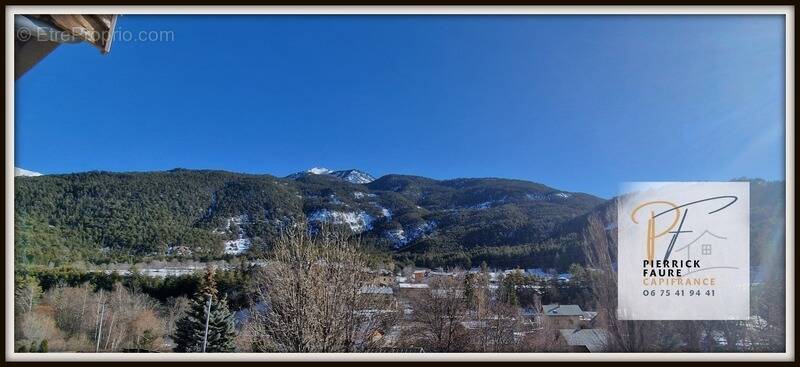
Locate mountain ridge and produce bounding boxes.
[286,167,376,184]
[14,168,604,269]
[16,168,782,271]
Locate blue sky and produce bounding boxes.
[15,15,785,198]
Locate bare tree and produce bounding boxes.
[44,283,95,338]
[580,205,658,352]
[407,276,469,352]
[38,283,167,352]
[482,301,522,352]
[247,225,396,352]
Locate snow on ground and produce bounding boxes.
[224,238,252,255]
[371,203,393,220]
[385,221,437,249]
[474,201,493,209]
[385,229,408,246]
[307,209,375,233]
[14,167,42,177]
[287,168,375,184]
[219,215,252,255]
[334,170,375,184]
[353,191,365,199]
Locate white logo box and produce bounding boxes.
[617,182,750,320]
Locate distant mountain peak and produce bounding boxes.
[287,167,375,184]
[330,169,375,184]
[14,167,42,177]
[307,167,333,175]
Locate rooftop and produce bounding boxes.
[559,328,610,353]
[543,304,584,316]
[359,285,394,295]
[581,311,598,321]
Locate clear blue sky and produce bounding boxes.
[15,15,785,198]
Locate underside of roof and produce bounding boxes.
[28,14,117,52]
[14,14,118,79]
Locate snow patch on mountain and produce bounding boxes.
[385,229,408,247]
[385,221,437,249]
[328,194,343,205]
[471,197,508,209]
[286,168,375,184]
[14,167,42,177]
[307,209,374,233]
[215,215,252,255]
[308,167,333,175]
[526,193,548,201]
[330,169,375,184]
[526,192,572,201]
[475,201,492,209]
[224,237,252,255]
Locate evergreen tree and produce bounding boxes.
[500,272,520,307]
[463,272,476,310]
[502,281,519,307]
[173,267,236,352]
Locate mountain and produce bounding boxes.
[14,167,42,177]
[13,169,784,271]
[14,168,603,269]
[329,169,376,184]
[286,167,376,184]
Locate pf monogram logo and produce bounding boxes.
[618,182,749,320]
[630,196,737,263]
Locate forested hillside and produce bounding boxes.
[15,169,604,268]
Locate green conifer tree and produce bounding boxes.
[463,272,476,310]
[173,267,236,352]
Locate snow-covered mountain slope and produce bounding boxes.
[14,167,42,177]
[329,169,375,184]
[307,167,333,175]
[286,167,375,184]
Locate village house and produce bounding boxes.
[396,282,430,298]
[359,284,395,297]
[557,328,610,352]
[428,271,458,282]
[412,269,427,283]
[541,304,585,329]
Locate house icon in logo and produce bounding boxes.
[673,230,734,273]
